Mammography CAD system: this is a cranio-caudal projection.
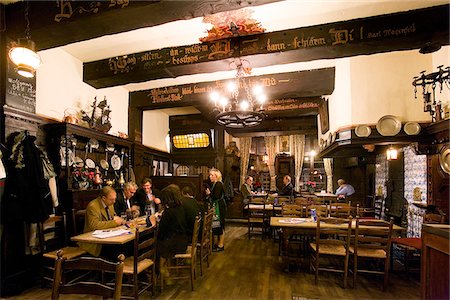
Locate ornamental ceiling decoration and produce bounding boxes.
[199,8,265,42]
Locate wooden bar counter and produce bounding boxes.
[421,224,450,300]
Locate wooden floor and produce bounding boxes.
[7,223,420,300]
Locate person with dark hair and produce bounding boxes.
[148,184,191,278]
[80,186,125,257]
[181,185,201,236]
[134,177,161,216]
[205,168,226,252]
[148,184,189,259]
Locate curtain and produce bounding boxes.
[323,158,333,193]
[239,137,252,188]
[264,136,277,191]
[292,134,305,192]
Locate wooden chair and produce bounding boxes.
[351,218,394,291]
[164,216,201,291]
[329,202,352,218]
[247,197,268,239]
[121,226,158,299]
[38,212,87,286]
[51,250,125,300]
[391,212,445,276]
[309,217,353,288]
[198,206,214,276]
[279,204,305,258]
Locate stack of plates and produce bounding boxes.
[376,115,402,136]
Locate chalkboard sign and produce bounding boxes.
[6,58,36,113]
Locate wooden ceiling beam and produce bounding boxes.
[129,68,334,110]
[83,4,449,88]
[5,0,280,50]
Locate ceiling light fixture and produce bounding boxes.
[8,1,41,78]
[210,58,266,129]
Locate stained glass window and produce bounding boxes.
[172,133,210,149]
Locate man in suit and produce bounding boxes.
[134,178,161,216]
[79,186,124,257]
[240,176,255,204]
[181,185,201,236]
[114,181,139,217]
[279,175,294,197]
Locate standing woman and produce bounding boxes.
[205,168,226,251]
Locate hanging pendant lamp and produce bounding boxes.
[8,1,41,78]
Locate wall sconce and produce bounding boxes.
[386,146,398,160]
[8,2,41,78]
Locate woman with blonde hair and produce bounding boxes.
[205,168,226,251]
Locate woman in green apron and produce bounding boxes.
[206,168,226,251]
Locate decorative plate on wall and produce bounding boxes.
[355,125,371,137]
[404,122,421,135]
[439,148,450,174]
[376,115,401,136]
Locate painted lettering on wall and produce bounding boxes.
[55,0,129,22]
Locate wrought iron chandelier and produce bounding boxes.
[209,59,267,128]
[412,65,449,122]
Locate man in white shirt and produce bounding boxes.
[335,179,355,198]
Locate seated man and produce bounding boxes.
[240,176,255,204]
[114,181,139,217]
[79,186,124,257]
[181,185,201,236]
[279,175,294,197]
[335,179,355,198]
[134,178,161,216]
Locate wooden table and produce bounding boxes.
[71,227,136,245]
[71,218,149,245]
[270,217,404,232]
[246,204,282,211]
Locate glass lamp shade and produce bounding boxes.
[386,147,398,160]
[8,38,41,78]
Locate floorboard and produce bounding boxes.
[6,223,420,300]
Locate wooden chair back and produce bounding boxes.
[198,207,214,275]
[424,213,445,224]
[51,250,125,300]
[38,214,68,254]
[353,218,394,291]
[276,196,292,206]
[122,225,157,299]
[281,204,303,217]
[329,202,352,218]
[310,217,353,288]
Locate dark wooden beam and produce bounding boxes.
[129,68,334,110]
[84,4,449,88]
[5,0,280,50]
[224,115,318,136]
